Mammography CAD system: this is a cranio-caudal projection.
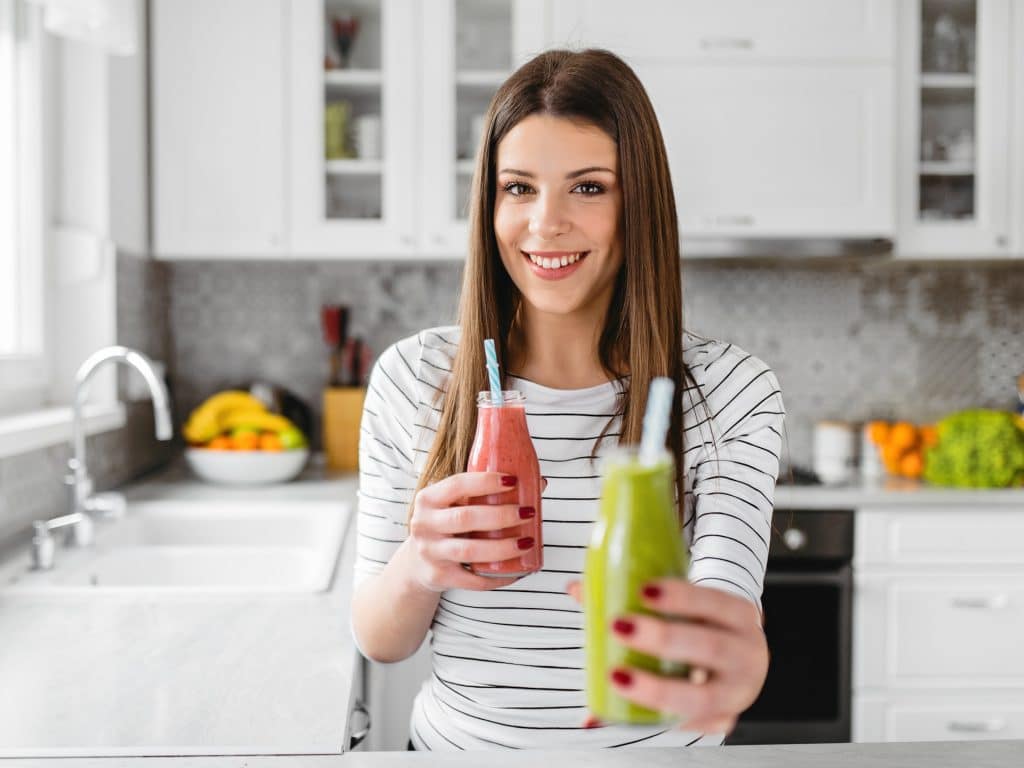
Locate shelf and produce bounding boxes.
[921,73,975,89]
[325,158,383,175]
[455,70,508,88]
[455,160,475,175]
[324,69,383,88]
[919,161,974,176]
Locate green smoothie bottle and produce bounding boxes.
[584,378,689,724]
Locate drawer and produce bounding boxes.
[854,574,1024,688]
[856,508,1024,567]
[855,693,1024,742]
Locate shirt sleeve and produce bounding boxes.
[684,345,785,607]
[353,335,423,589]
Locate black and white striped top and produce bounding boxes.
[354,326,785,751]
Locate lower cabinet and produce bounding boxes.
[852,506,1024,743]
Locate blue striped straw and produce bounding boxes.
[640,377,675,465]
[484,338,504,406]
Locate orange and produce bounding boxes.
[259,432,283,451]
[880,443,906,475]
[207,435,232,451]
[920,425,939,447]
[231,431,260,451]
[899,450,924,479]
[888,422,920,451]
[866,420,891,446]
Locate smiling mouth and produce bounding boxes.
[521,250,590,270]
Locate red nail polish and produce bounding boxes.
[519,506,536,519]
[501,475,518,486]
[610,668,633,687]
[642,583,662,600]
[612,618,635,636]
[517,536,535,550]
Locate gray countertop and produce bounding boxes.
[5,739,1024,766]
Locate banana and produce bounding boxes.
[184,390,267,444]
[220,409,295,434]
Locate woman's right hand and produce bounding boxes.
[406,472,537,593]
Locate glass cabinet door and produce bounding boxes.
[419,0,548,258]
[290,0,416,256]
[898,0,1011,256]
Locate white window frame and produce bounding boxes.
[0,0,47,416]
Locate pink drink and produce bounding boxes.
[466,391,543,577]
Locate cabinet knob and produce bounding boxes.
[401,235,414,247]
[700,37,754,51]
[996,235,1008,248]
[782,528,807,551]
[950,594,1008,610]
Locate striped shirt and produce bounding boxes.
[354,326,785,750]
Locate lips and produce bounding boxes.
[521,250,589,280]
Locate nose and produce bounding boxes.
[528,193,570,240]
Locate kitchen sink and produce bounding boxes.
[1,499,350,594]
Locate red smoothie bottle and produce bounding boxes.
[466,390,543,577]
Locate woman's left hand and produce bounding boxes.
[566,578,769,735]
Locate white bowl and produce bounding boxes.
[184,448,309,485]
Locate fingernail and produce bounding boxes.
[610,668,633,687]
[611,618,635,636]
[642,583,662,600]
[501,475,518,486]
[582,715,602,729]
[517,536,535,550]
[519,506,536,519]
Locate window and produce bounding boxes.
[0,0,46,416]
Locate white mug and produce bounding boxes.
[813,420,857,485]
[353,114,381,159]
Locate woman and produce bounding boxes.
[351,48,785,750]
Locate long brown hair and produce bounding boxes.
[414,48,704,516]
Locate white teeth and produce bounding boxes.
[525,252,586,269]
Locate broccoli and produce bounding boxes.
[923,409,1024,488]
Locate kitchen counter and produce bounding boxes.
[0,459,361,759]
[775,476,1024,509]
[6,739,1024,766]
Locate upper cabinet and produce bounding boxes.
[896,0,1012,258]
[289,0,418,257]
[151,0,287,258]
[418,0,548,257]
[550,0,896,243]
[551,0,894,62]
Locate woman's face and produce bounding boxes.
[493,114,623,320]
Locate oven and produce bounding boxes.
[728,508,854,745]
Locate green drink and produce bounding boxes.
[584,447,689,724]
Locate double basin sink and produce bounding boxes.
[0,498,350,594]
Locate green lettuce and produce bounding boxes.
[923,409,1024,488]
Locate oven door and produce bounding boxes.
[727,565,852,744]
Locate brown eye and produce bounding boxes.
[503,182,533,196]
[574,182,604,195]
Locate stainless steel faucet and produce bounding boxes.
[30,345,173,570]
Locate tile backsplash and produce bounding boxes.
[2,254,1021,543]
[167,257,1024,469]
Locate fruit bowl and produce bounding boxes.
[184,447,310,485]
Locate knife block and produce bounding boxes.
[322,386,366,471]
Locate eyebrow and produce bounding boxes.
[497,166,616,179]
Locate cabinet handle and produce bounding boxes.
[700,37,754,51]
[950,595,1009,610]
[707,214,755,227]
[947,719,1006,734]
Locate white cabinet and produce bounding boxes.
[418,0,548,257]
[853,506,1024,743]
[152,0,287,257]
[638,64,893,239]
[550,1,896,242]
[1012,2,1024,254]
[288,0,418,257]
[896,0,1013,257]
[551,0,894,62]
